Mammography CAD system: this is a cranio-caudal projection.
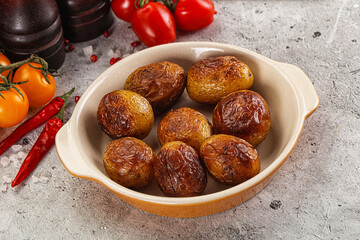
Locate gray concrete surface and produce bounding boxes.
[1,0,360,239]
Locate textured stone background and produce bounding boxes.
[1,0,359,239]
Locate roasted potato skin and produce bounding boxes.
[186,56,254,104]
[157,107,213,152]
[124,61,186,114]
[213,90,270,147]
[97,90,154,139]
[103,137,155,189]
[200,134,260,186]
[154,141,207,197]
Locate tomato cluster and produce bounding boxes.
[111,0,216,47]
[0,53,56,128]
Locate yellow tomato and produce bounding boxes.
[12,62,56,107]
[0,85,29,128]
[0,53,11,78]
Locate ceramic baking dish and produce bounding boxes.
[55,42,319,218]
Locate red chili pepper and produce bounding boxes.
[11,88,74,187]
[0,88,75,156]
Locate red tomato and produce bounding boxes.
[12,62,56,108]
[0,85,29,128]
[131,2,176,47]
[174,0,216,31]
[111,0,155,23]
[111,0,137,23]
[0,53,11,78]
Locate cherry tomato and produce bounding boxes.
[12,62,56,108]
[111,0,138,22]
[0,85,29,128]
[0,53,11,77]
[174,0,216,31]
[112,0,155,23]
[131,2,176,47]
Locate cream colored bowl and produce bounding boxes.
[55,42,319,218]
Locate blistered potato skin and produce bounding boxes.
[124,61,186,114]
[157,107,213,152]
[213,90,270,147]
[103,137,155,189]
[186,56,254,104]
[200,134,260,186]
[154,141,207,197]
[97,90,154,139]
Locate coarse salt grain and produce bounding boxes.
[1,184,7,192]
[39,176,49,183]
[32,176,40,183]
[11,145,22,152]
[0,157,10,167]
[2,175,12,184]
[16,151,27,159]
[115,49,122,57]
[9,154,17,163]
[13,159,21,168]
[107,49,116,57]
[83,45,93,56]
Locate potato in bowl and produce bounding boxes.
[55,42,319,218]
[124,61,186,115]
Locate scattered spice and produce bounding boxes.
[270,200,282,210]
[90,54,98,62]
[110,58,116,65]
[75,96,80,103]
[131,41,141,47]
[64,39,70,46]
[68,44,75,52]
[22,138,30,145]
[313,31,321,38]
[103,30,110,38]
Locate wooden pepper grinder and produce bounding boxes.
[0,0,66,69]
[56,0,114,42]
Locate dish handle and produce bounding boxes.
[55,122,94,179]
[276,62,319,118]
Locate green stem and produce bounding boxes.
[162,0,177,12]
[0,54,38,74]
[58,87,75,102]
[0,74,7,83]
[55,87,75,120]
[136,0,149,9]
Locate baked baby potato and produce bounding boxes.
[200,134,260,186]
[154,141,207,197]
[157,107,213,152]
[104,137,155,189]
[124,61,186,114]
[186,56,253,104]
[213,90,270,147]
[97,90,154,139]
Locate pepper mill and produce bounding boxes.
[56,0,114,42]
[0,0,66,69]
